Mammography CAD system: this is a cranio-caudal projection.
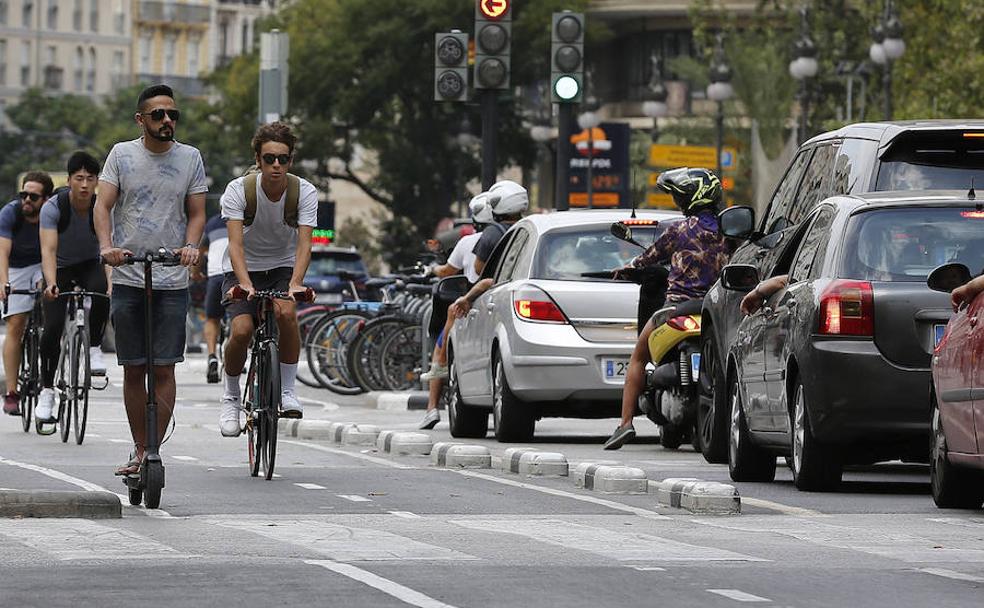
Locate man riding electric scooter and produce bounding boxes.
[603,167,732,450]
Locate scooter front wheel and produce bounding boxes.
[144,461,165,509]
[127,486,143,506]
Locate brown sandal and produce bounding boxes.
[114,455,141,476]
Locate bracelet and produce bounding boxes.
[183,243,198,249]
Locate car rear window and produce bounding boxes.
[308,252,366,275]
[840,207,984,282]
[531,225,664,281]
[876,131,984,191]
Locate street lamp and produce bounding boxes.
[788,6,819,143]
[529,111,554,210]
[577,92,601,209]
[706,34,733,179]
[641,54,668,143]
[869,0,904,120]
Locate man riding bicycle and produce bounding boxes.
[218,121,318,438]
[0,171,52,416]
[198,213,229,383]
[37,151,111,422]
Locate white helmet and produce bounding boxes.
[486,180,528,217]
[469,192,494,224]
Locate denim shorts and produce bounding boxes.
[111,285,189,366]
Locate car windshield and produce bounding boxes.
[841,207,984,282]
[308,253,366,275]
[876,132,984,191]
[531,225,663,281]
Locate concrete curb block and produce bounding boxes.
[430,442,461,466]
[431,442,491,469]
[0,490,122,519]
[342,424,381,446]
[573,463,648,494]
[330,423,356,443]
[377,431,433,456]
[653,478,741,515]
[280,419,300,437]
[500,447,539,472]
[518,451,569,477]
[295,420,335,441]
[375,392,429,411]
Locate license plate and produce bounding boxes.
[315,292,343,304]
[603,358,629,380]
[691,353,701,381]
[934,324,947,347]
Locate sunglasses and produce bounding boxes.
[261,153,292,166]
[141,108,181,122]
[18,191,42,202]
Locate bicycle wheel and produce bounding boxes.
[260,340,280,481]
[244,362,261,477]
[72,331,90,445]
[296,307,329,388]
[18,332,35,433]
[379,323,423,391]
[347,317,403,392]
[57,388,71,443]
[306,310,371,394]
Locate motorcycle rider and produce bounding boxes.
[603,167,732,450]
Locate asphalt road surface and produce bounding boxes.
[1,355,982,608]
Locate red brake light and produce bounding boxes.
[962,132,984,138]
[960,211,984,219]
[819,280,874,336]
[514,299,566,323]
[666,316,700,331]
[621,219,658,226]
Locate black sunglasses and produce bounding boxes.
[261,153,292,166]
[141,108,181,122]
[18,191,42,202]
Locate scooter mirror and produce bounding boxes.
[721,264,760,292]
[927,263,972,293]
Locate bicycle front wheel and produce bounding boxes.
[260,340,280,481]
[245,363,261,477]
[306,310,371,395]
[296,307,328,388]
[57,390,71,443]
[18,332,36,433]
[72,331,91,445]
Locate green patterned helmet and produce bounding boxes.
[655,167,722,215]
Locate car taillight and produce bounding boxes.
[666,316,700,331]
[819,280,874,336]
[512,287,567,324]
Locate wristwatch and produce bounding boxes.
[183,243,199,249]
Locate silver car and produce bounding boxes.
[446,209,682,442]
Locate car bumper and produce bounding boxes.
[804,338,931,444]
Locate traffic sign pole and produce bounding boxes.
[555,104,573,211]
[481,90,497,190]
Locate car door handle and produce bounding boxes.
[971,316,979,327]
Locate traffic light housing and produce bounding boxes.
[434,31,469,102]
[474,0,511,90]
[551,11,585,103]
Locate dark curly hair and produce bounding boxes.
[251,122,297,157]
[22,171,54,197]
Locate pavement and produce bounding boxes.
[1,354,983,607]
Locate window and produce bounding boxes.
[0,40,6,86]
[139,33,151,74]
[242,21,250,54]
[790,143,838,226]
[112,50,123,78]
[875,131,984,192]
[113,0,124,34]
[495,229,530,284]
[829,138,877,195]
[480,231,515,281]
[763,148,812,235]
[46,0,57,29]
[789,207,835,283]
[0,1,7,25]
[22,0,33,27]
[86,46,95,92]
[532,226,662,281]
[72,0,80,30]
[73,46,82,90]
[20,40,30,86]
[88,0,97,31]
[163,35,176,75]
[187,36,200,76]
[45,44,55,65]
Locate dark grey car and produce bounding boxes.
[698,121,984,464]
[720,191,984,491]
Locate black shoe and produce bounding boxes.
[207,356,220,384]
[603,424,636,450]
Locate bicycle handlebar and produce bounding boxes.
[228,285,315,303]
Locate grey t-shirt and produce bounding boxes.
[40,194,100,267]
[99,138,208,289]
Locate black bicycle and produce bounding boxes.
[53,285,110,445]
[229,285,312,480]
[4,286,43,434]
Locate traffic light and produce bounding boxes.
[434,31,469,102]
[474,0,511,90]
[551,11,585,103]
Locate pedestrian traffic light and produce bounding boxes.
[434,31,469,102]
[474,0,511,90]
[551,11,585,103]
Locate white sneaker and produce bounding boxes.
[219,393,242,437]
[36,388,56,421]
[89,347,107,376]
[281,390,303,419]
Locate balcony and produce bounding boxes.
[137,1,210,26]
[43,65,64,91]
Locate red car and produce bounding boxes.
[928,262,984,509]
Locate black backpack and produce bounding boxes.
[55,188,96,235]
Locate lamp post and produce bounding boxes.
[706,34,733,179]
[642,54,668,143]
[577,93,601,209]
[529,116,554,211]
[455,115,479,217]
[869,0,904,120]
[789,6,819,143]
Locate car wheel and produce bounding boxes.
[790,380,841,492]
[698,330,729,464]
[492,352,534,442]
[930,398,984,509]
[728,377,776,482]
[446,356,488,439]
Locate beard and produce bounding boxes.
[149,126,174,142]
[21,202,40,218]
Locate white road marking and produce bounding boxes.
[631,566,666,571]
[109,438,131,444]
[281,439,414,469]
[927,517,984,529]
[453,519,764,562]
[306,559,460,608]
[337,494,372,502]
[87,433,101,438]
[172,455,198,461]
[390,511,422,519]
[452,469,670,521]
[0,520,191,560]
[295,483,327,490]
[740,497,824,517]
[219,520,476,562]
[920,568,984,583]
[707,589,771,602]
[298,396,339,411]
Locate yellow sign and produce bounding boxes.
[649,144,738,171]
[478,0,509,19]
[645,193,676,209]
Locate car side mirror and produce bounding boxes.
[718,206,757,240]
[721,264,760,292]
[927,263,972,293]
[436,275,469,302]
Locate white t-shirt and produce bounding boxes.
[220,174,318,273]
[447,232,481,283]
